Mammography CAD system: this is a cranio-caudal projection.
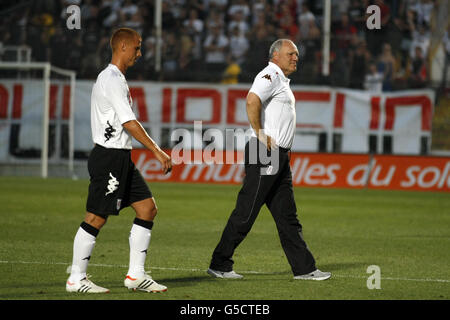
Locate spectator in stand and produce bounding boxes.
[205,8,225,31]
[120,0,138,20]
[80,0,99,24]
[409,22,431,60]
[66,31,83,73]
[161,0,177,32]
[251,0,267,27]
[349,39,371,89]
[366,0,391,57]
[221,57,241,84]
[228,0,251,21]
[81,20,101,78]
[229,25,249,65]
[348,0,367,31]
[332,13,358,86]
[183,8,204,36]
[119,0,144,35]
[203,25,229,82]
[242,24,275,80]
[204,0,227,12]
[364,62,384,93]
[297,2,316,40]
[142,36,159,80]
[408,46,428,88]
[228,10,249,37]
[375,0,392,28]
[410,0,434,27]
[278,3,299,41]
[185,0,207,19]
[161,32,180,81]
[178,28,195,81]
[97,0,121,28]
[334,13,358,53]
[48,25,68,69]
[376,43,397,91]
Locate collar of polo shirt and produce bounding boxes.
[268,62,290,83]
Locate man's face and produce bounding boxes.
[272,41,299,76]
[124,36,142,67]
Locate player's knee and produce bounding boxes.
[149,205,158,218]
[84,212,107,229]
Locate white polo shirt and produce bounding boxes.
[248,62,296,149]
[91,64,136,149]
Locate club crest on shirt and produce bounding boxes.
[262,74,272,82]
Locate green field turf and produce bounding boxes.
[0,176,449,300]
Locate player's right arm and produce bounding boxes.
[247,71,276,150]
[246,92,273,150]
[122,120,172,174]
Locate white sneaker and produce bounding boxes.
[294,269,331,281]
[124,273,167,293]
[207,268,243,279]
[66,276,110,293]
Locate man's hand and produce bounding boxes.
[154,148,172,174]
[257,132,276,151]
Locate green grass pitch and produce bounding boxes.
[0,176,449,300]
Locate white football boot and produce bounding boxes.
[293,269,332,281]
[207,268,244,279]
[124,272,167,293]
[66,275,110,293]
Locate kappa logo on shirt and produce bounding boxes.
[262,74,272,82]
[104,121,116,142]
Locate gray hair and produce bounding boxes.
[269,39,291,59]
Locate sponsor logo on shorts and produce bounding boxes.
[105,172,119,195]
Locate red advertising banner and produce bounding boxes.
[132,149,450,192]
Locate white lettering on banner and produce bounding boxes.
[347,163,371,187]
[135,153,171,180]
[400,162,450,189]
[291,158,340,186]
[131,149,450,191]
[370,165,397,186]
[180,163,244,183]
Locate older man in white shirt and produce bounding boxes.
[208,39,331,281]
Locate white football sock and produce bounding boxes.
[127,223,152,279]
[68,224,97,283]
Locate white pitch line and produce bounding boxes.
[1,260,449,284]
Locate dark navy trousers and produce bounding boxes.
[209,138,316,276]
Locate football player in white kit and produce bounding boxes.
[208,39,331,281]
[66,28,172,293]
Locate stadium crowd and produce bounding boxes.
[0,0,448,91]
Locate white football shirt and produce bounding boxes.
[91,64,136,149]
[248,62,296,149]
